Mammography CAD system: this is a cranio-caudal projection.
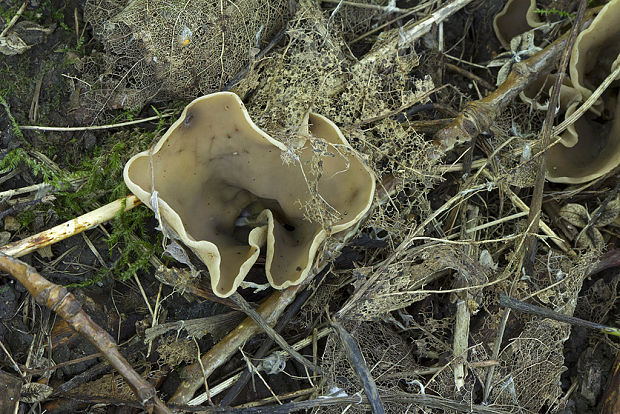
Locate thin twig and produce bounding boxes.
[169,285,302,404]
[522,0,587,276]
[446,63,495,91]
[322,0,407,13]
[218,268,331,406]
[0,2,26,38]
[19,111,175,131]
[230,292,321,375]
[499,294,620,336]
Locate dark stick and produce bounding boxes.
[332,321,385,414]
[499,294,619,337]
[219,267,330,406]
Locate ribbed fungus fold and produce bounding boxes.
[124,92,375,297]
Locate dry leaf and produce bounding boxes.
[559,203,589,228]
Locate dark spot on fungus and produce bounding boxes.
[184,111,194,127]
[296,266,302,271]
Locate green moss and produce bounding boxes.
[0,147,66,186]
[58,128,167,286]
[17,210,35,228]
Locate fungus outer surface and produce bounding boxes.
[569,0,620,112]
[124,92,375,297]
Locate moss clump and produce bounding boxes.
[59,129,165,286]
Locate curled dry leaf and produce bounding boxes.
[559,198,620,250]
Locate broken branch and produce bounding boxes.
[0,252,171,413]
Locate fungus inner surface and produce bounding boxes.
[125,93,375,296]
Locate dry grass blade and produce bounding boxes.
[0,253,171,413]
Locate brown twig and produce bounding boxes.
[433,7,599,153]
[169,285,302,404]
[0,253,171,413]
[230,291,321,374]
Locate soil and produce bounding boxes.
[0,0,618,413]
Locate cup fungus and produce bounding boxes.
[493,0,620,183]
[124,92,375,297]
[493,0,543,49]
[546,0,620,183]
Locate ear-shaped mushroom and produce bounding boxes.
[546,0,620,183]
[520,72,582,146]
[124,92,375,297]
[547,89,620,183]
[569,0,620,114]
[493,0,543,49]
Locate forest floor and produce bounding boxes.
[0,0,618,413]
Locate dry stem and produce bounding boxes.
[522,0,588,274]
[433,8,599,152]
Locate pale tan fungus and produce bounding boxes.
[124,92,375,297]
[569,0,620,114]
[546,89,620,183]
[493,0,543,49]
[546,0,620,183]
[520,72,582,146]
